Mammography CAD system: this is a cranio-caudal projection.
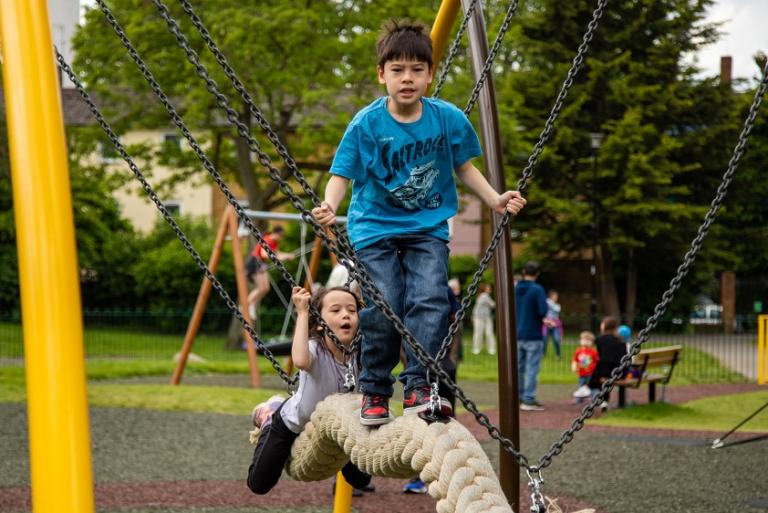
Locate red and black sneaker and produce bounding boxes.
[403,385,453,416]
[360,394,393,426]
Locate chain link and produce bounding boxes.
[435,0,606,377]
[433,0,480,98]
[533,59,768,472]
[55,50,297,387]
[463,0,519,115]
[84,0,767,479]
[94,0,355,363]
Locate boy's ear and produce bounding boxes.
[377,65,386,84]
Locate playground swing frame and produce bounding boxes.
[171,207,348,388]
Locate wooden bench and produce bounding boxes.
[614,345,683,407]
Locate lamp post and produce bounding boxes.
[589,132,603,333]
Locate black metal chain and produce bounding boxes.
[93,0,356,361]
[89,0,766,478]
[434,0,606,376]
[532,59,768,473]
[433,0,480,98]
[55,50,297,387]
[463,0,519,115]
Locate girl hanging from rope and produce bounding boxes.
[247,285,372,494]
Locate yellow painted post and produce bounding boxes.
[759,315,767,385]
[0,1,95,513]
[430,0,462,69]
[332,471,353,513]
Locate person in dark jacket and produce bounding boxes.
[515,261,548,410]
[588,316,628,411]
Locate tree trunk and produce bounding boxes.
[234,109,263,212]
[624,249,637,323]
[598,245,621,317]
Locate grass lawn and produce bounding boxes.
[594,391,768,432]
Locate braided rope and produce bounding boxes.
[284,394,512,513]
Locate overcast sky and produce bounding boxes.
[79,0,766,80]
[695,0,766,81]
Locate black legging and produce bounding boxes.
[247,403,371,494]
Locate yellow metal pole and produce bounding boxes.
[430,0,462,71]
[760,316,765,384]
[0,2,95,513]
[332,471,353,513]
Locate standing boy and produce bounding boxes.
[312,19,526,426]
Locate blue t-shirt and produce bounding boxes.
[330,97,482,250]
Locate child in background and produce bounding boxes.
[247,286,371,495]
[543,290,562,358]
[571,331,598,403]
[588,317,628,411]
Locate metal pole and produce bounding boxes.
[0,1,95,512]
[463,0,520,507]
[430,0,462,77]
[591,151,599,333]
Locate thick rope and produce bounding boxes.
[283,394,512,513]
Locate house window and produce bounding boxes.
[100,140,119,163]
[163,200,182,217]
[162,134,182,158]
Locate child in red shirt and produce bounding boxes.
[571,330,597,403]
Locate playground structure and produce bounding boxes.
[170,207,348,388]
[3,1,767,513]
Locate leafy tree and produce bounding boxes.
[498,0,743,318]
[72,0,438,219]
[0,95,19,312]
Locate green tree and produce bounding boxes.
[72,0,438,217]
[0,96,19,312]
[499,0,741,318]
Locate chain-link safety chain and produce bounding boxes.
[432,0,607,387]
[55,50,298,388]
[532,59,768,473]
[88,0,607,471]
[86,0,767,483]
[93,0,356,364]
[432,0,480,98]
[164,0,603,470]
[463,0,519,115]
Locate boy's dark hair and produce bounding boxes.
[308,286,362,339]
[271,225,285,235]
[376,19,433,69]
[522,261,540,277]
[601,316,620,333]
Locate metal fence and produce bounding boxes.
[0,310,760,383]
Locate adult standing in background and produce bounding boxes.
[471,282,497,355]
[515,261,548,411]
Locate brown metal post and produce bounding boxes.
[462,0,521,508]
[229,208,261,387]
[304,235,325,290]
[171,205,232,384]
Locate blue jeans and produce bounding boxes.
[356,234,450,397]
[518,339,544,403]
[543,326,561,357]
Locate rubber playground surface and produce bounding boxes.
[1,380,766,513]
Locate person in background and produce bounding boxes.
[543,289,562,358]
[471,282,496,355]
[571,331,598,403]
[246,226,293,317]
[588,316,628,412]
[515,261,548,411]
